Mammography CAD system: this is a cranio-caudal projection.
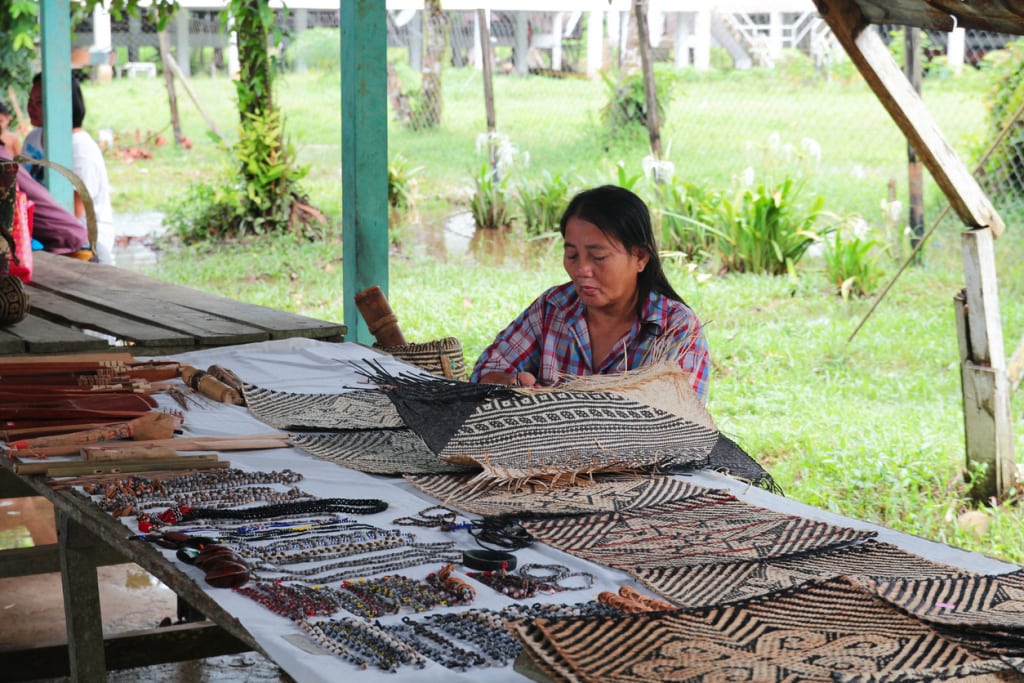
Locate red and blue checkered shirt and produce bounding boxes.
[470,282,710,402]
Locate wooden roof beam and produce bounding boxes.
[813,0,1005,236]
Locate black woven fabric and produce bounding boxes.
[700,432,782,494]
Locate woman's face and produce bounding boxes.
[563,216,649,312]
[27,82,43,127]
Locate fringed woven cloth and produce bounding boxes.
[404,472,712,517]
[512,575,1022,683]
[521,490,876,571]
[869,569,1024,658]
[359,361,720,487]
[289,431,476,475]
[242,385,402,431]
[633,540,974,609]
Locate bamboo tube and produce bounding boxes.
[83,445,181,461]
[9,412,178,449]
[354,285,407,346]
[180,365,243,405]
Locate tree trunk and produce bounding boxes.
[633,0,662,159]
[422,0,446,129]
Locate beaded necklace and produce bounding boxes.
[156,497,388,526]
[251,543,462,585]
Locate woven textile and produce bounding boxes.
[289,431,474,475]
[242,385,402,431]
[633,540,974,609]
[357,363,720,486]
[439,389,718,482]
[869,569,1024,658]
[522,491,876,570]
[512,576,1019,683]
[375,337,467,381]
[702,433,781,494]
[404,473,712,517]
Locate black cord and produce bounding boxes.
[468,516,533,551]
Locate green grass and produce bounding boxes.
[95,65,1024,566]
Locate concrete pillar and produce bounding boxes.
[768,11,783,62]
[292,8,308,71]
[175,9,191,77]
[128,15,141,61]
[551,12,564,71]
[586,11,603,77]
[693,9,710,71]
[674,12,690,68]
[513,11,528,76]
[410,12,423,74]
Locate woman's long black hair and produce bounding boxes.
[559,184,686,315]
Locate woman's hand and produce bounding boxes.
[478,371,538,387]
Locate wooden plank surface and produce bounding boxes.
[30,254,269,346]
[854,0,1024,35]
[31,252,345,343]
[27,287,195,349]
[1,313,110,354]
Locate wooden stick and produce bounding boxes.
[14,454,224,476]
[12,434,290,458]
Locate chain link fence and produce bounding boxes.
[61,7,1024,251]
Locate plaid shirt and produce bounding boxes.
[470,282,710,402]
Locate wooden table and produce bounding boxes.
[0,461,262,681]
[0,251,346,355]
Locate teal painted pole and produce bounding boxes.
[341,0,389,346]
[39,0,75,211]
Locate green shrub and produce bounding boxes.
[515,171,575,239]
[823,218,886,300]
[162,178,245,245]
[599,64,683,138]
[388,154,421,210]
[285,27,342,71]
[715,177,829,275]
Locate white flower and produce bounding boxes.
[801,137,822,164]
[768,131,782,150]
[740,166,756,187]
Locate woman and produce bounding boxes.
[26,73,116,264]
[471,184,710,403]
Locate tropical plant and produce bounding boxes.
[388,154,422,210]
[469,164,515,231]
[823,218,886,300]
[715,177,829,275]
[515,171,574,239]
[654,178,721,264]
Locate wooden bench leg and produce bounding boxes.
[57,509,107,682]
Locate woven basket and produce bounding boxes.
[375,337,467,381]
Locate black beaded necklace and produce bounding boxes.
[158,498,388,525]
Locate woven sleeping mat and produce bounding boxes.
[512,575,1022,683]
[404,472,712,517]
[869,569,1024,658]
[633,540,975,609]
[521,490,876,571]
[356,362,720,487]
[242,384,402,430]
[289,430,475,475]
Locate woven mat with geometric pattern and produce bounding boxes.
[288,431,475,475]
[869,568,1024,658]
[512,575,1023,683]
[521,490,877,571]
[404,472,713,517]
[633,539,975,609]
[242,385,402,431]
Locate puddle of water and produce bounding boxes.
[114,210,167,271]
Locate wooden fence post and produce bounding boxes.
[956,228,1016,500]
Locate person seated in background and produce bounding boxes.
[471,184,710,403]
[0,102,22,157]
[0,141,89,256]
[26,72,115,264]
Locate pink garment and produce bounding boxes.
[0,144,87,254]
